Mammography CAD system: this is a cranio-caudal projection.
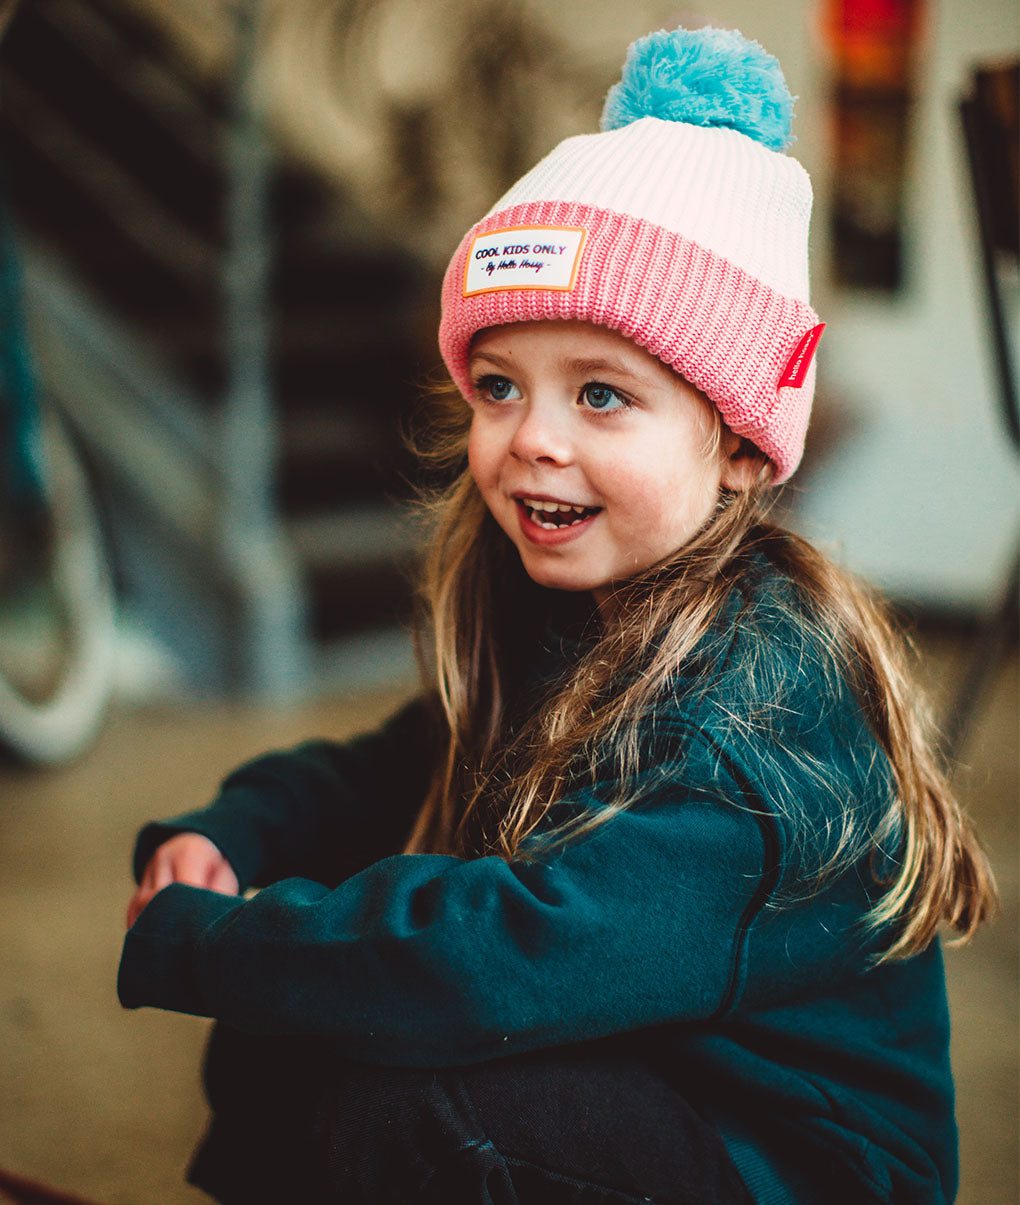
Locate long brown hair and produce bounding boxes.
[404,381,997,962]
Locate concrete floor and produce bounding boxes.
[0,635,1016,1205]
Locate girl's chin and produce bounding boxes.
[514,554,609,597]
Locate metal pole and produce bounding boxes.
[221,0,309,697]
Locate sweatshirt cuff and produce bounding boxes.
[118,882,243,1018]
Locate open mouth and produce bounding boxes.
[518,497,602,530]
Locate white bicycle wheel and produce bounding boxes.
[0,405,117,764]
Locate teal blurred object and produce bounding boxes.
[0,179,117,764]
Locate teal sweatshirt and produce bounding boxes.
[118,572,958,1205]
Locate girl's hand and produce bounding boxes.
[126,832,239,929]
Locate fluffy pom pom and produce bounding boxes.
[600,26,795,151]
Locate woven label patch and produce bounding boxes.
[464,226,587,296]
[778,323,826,390]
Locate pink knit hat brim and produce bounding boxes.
[439,200,820,483]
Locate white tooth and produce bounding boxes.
[540,520,558,530]
[524,498,593,515]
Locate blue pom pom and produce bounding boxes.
[601,26,795,151]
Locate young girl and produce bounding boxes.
[120,26,995,1205]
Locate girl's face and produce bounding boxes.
[467,321,753,608]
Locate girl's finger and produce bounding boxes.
[206,862,240,896]
[145,856,175,894]
[126,889,150,929]
[170,836,227,887]
[145,868,172,897]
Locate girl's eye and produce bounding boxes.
[475,375,521,402]
[580,382,628,412]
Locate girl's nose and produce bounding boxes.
[508,400,572,466]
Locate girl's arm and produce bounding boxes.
[118,725,808,1066]
[130,695,438,896]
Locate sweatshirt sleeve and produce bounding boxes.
[119,725,777,1067]
[132,695,439,891]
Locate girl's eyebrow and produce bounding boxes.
[468,349,515,372]
[468,349,657,388]
[562,356,648,383]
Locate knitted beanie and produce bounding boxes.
[437,26,824,483]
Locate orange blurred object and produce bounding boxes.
[824,0,925,89]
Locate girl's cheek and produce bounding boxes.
[467,429,499,497]
[466,421,484,478]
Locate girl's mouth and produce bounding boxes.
[517,497,602,530]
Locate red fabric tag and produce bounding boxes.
[778,323,826,390]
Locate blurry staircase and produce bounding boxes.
[0,0,432,696]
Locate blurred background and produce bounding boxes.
[0,1,1015,1203]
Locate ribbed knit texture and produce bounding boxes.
[494,119,811,300]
